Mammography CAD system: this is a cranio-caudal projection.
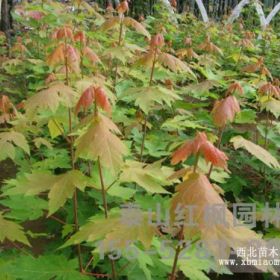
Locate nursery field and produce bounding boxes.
[0,0,280,279]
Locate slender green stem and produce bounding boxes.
[97,156,116,279]
[114,14,124,85]
[64,42,83,272]
[140,47,158,161]
[98,157,108,218]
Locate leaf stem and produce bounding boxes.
[169,227,184,280]
[170,245,182,280]
[193,153,200,173]
[207,126,225,178]
[97,157,117,279]
[98,157,108,218]
[64,41,83,272]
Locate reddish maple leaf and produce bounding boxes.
[27,11,45,20]
[150,34,164,49]
[242,57,264,73]
[74,31,86,45]
[52,26,74,41]
[94,87,111,113]
[75,86,95,114]
[117,0,129,14]
[75,86,111,114]
[0,95,16,123]
[171,132,228,169]
[198,36,223,55]
[83,47,101,64]
[211,95,240,127]
[226,82,243,96]
[259,82,280,99]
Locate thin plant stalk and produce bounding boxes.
[94,104,117,279]
[140,47,158,161]
[64,38,83,272]
[114,13,125,84]
[170,154,200,280]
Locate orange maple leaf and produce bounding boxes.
[259,82,280,99]
[117,0,129,14]
[83,47,101,64]
[74,31,86,45]
[226,82,243,96]
[150,34,164,49]
[95,86,111,113]
[75,86,95,114]
[52,26,74,41]
[75,86,111,114]
[171,132,228,169]
[211,95,240,127]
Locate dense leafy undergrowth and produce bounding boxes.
[0,1,280,279]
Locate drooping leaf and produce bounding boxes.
[123,17,150,38]
[100,16,120,31]
[47,43,65,67]
[62,212,158,251]
[120,160,173,194]
[75,114,127,174]
[0,131,29,161]
[211,95,240,127]
[4,171,57,196]
[171,132,228,169]
[230,136,280,169]
[25,82,77,113]
[4,170,91,215]
[158,52,195,77]
[48,170,90,215]
[83,47,101,64]
[261,98,280,118]
[170,173,273,274]
[0,213,30,246]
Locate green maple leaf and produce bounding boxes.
[25,82,77,113]
[4,170,91,215]
[121,86,180,114]
[62,213,158,251]
[0,255,90,280]
[0,213,30,246]
[48,170,90,215]
[0,196,47,222]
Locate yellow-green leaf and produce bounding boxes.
[0,131,29,161]
[25,82,77,113]
[120,160,173,194]
[75,114,127,174]
[48,119,64,139]
[48,170,90,216]
[0,213,30,246]
[230,136,280,169]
